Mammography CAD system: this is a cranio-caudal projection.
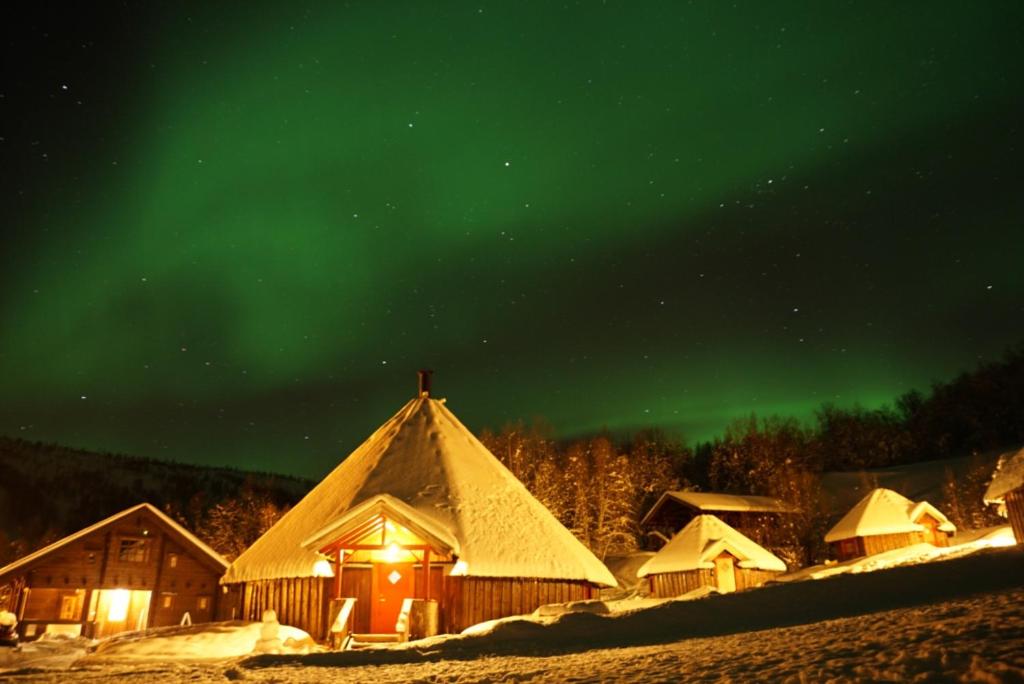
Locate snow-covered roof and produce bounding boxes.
[824,488,955,543]
[640,491,796,526]
[983,446,1024,504]
[637,515,786,577]
[223,394,617,586]
[0,503,228,582]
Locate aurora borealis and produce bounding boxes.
[1,3,1022,477]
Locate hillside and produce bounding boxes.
[0,436,313,561]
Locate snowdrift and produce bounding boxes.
[240,546,1024,669]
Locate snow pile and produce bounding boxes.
[824,487,954,542]
[985,445,1024,504]
[85,621,318,661]
[779,525,1015,582]
[637,514,786,576]
[225,395,615,586]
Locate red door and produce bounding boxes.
[371,563,414,633]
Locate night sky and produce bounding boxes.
[1,2,1022,478]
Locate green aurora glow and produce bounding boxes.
[1,2,1022,476]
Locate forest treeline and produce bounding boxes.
[480,344,1023,565]
[1,344,1021,567]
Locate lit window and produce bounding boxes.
[107,590,130,621]
[388,570,402,585]
[168,554,178,568]
[162,595,173,609]
[118,538,148,562]
[198,597,209,610]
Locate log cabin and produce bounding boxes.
[637,514,786,597]
[640,491,796,549]
[0,503,227,640]
[983,445,1024,544]
[824,488,956,561]
[220,372,616,643]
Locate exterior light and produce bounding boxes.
[312,559,335,577]
[450,560,469,576]
[384,543,401,562]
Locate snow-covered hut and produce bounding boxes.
[640,491,796,548]
[0,503,227,640]
[824,488,956,561]
[221,374,616,640]
[983,446,1024,544]
[637,515,786,596]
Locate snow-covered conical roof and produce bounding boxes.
[824,488,955,543]
[984,446,1024,504]
[636,514,786,577]
[223,394,616,586]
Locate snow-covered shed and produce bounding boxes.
[0,503,227,641]
[221,374,616,640]
[640,490,796,548]
[824,488,956,561]
[983,445,1024,544]
[637,515,786,597]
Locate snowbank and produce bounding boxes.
[239,545,1024,670]
[85,621,317,662]
[780,525,1016,582]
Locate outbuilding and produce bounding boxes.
[0,503,227,640]
[637,514,786,597]
[640,491,796,548]
[983,445,1024,544]
[824,488,955,561]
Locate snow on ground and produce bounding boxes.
[5,587,1023,682]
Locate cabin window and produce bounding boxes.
[87,552,96,564]
[197,597,209,610]
[162,595,173,609]
[168,553,178,568]
[59,595,78,620]
[118,538,149,563]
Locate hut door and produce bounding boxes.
[714,555,736,593]
[371,563,414,633]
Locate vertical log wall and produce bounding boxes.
[1007,489,1024,544]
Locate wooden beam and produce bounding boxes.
[423,548,430,601]
[333,549,342,599]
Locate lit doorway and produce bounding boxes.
[91,589,151,638]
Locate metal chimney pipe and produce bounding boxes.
[417,369,434,397]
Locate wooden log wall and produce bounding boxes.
[648,570,713,598]
[862,532,922,557]
[443,577,593,633]
[1007,489,1024,544]
[734,567,781,591]
[236,577,329,640]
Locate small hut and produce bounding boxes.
[0,503,227,640]
[640,491,796,548]
[221,373,616,641]
[825,488,956,561]
[983,446,1024,544]
[637,515,786,597]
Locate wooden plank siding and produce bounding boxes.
[649,569,713,598]
[1007,489,1024,544]
[229,574,598,639]
[648,567,780,598]
[443,577,592,634]
[235,577,329,640]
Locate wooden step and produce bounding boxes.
[350,633,402,643]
